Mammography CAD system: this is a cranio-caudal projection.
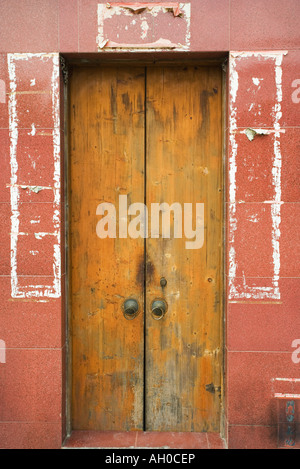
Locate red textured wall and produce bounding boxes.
[0,0,299,449]
[226,50,300,448]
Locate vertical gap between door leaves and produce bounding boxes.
[143,66,147,431]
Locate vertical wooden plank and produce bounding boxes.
[69,66,145,430]
[145,65,223,432]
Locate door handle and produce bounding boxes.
[151,299,167,320]
[123,298,139,320]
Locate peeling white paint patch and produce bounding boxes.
[7,183,53,193]
[271,378,300,399]
[272,378,300,383]
[245,128,270,141]
[34,232,57,240]
[98,38,109,49]
[21,185,44,193]
[8,53,61,299]
[252,77,263,87]
[248,214,259,223]
[0,339,6,364]
[106,2,183,17]
[97,3,191,51]
[0,79,6,103]
[274,393,300,399]
[29,123,36,136]
[101,38,180,49]
[231,51,288,58]
[141,19,149,39]
[228,52,286,300]
[30,217,40,225]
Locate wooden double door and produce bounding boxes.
[69,64,223,432]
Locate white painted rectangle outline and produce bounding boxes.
[271,378,300,399]
[228,51,287,300]
[97,3,191,51]
[274,393,300,399]
[7,53,61,299]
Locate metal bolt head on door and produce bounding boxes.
[160,277,167,288]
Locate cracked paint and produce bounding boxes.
[106,2,183,16]
[229,51,288,300]
[97,2,191,51]
[245,127,270,141]
[7,53,61,299]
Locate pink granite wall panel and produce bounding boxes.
[59,0,79,53]
[230,0,300,51]
[0,0,59,53]
[227,50,300,449]
[0,52,65,449]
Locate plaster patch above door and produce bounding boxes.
[97,3,191,51]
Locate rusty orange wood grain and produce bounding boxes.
[145,65,223,431]
[69,66,145,430]
[69,64,223,432]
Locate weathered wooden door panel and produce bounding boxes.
[145,66,223,432]
[69,64,223,432]
[69,66,145,430]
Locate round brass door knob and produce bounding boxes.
[151,299,167,320]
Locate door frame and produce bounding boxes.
[62,54,228,440]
